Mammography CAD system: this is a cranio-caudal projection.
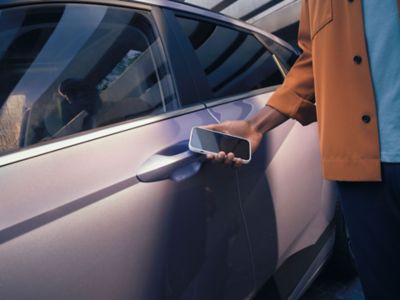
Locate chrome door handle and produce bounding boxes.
[137,142,204,182]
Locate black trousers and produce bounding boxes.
[337,163,400,300]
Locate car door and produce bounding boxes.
[171,11,336,297]
[0,2,254,299]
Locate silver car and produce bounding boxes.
[0,0,354,299]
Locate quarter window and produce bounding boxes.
[176,16,284,99]
[258,35,299,71]
[0,4,177,155]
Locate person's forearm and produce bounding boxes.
[247,105,289,134]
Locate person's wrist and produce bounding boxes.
[247,105,288,135]
[245,118,263,136]
[247,111,266,135]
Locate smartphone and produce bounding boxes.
[189,127,251,163]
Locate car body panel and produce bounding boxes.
[0,108,255,299]
[206,91,336,291]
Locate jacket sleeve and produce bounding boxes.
[267,0,317,125]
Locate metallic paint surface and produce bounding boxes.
[0,109,254,299]
[206,91,336,293]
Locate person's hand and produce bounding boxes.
[201,106,288,167]
[202,120,263,167]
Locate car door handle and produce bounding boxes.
[137,141,204,182]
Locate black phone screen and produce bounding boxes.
[190,127,250,160]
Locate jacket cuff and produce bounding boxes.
[267,87,317,126]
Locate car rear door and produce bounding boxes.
[0,2,254,299]
[169,10,334,296]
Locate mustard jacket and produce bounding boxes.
[268,0,400,181]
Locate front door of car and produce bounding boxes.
[0,3,254,300]
[0,110,253,300]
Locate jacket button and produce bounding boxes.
[353,55,362,64]
[362,115,371,124]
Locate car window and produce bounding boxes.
[0,4,178,155]
[175,16,284,100]
[258,35,299,71]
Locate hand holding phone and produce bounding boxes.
[189,127,252,164]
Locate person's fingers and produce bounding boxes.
[223,152,234,164]
[234,158,244,167]
[227,152,235,160]
[202,124,220,131]
[215,151,226,162]
[202,123,230,135]
[206,153,244,166]
[206,153,215,160]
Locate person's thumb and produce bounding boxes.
[201,123,224,132]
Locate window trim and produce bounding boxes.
[159,8,214,104]
[174,9,255,37]
[151,6,183,107]
[255,32,300,74]
[272,53,288,78]
[204,84,281,108]
[0,0,151,11]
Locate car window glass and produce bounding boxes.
[176,16,284,100]
[259,35,299,71]
[0,4,177,155]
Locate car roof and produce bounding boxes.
[0,0,295,52]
